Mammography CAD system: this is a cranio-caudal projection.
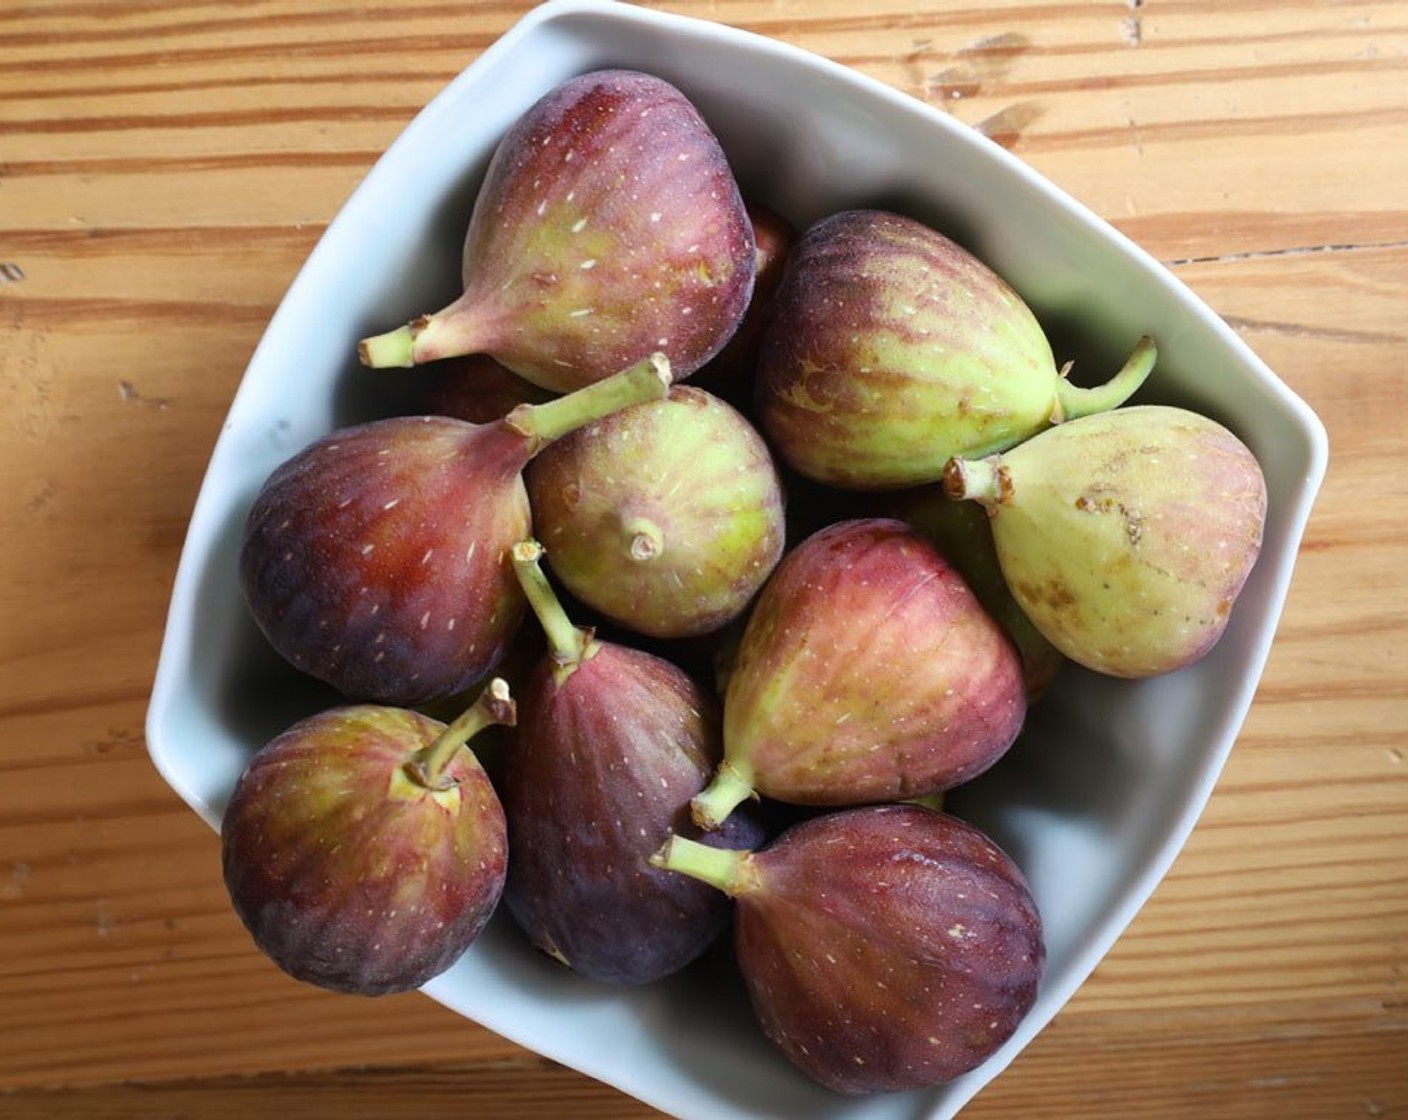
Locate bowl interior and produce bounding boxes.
[146,3,1328,1118]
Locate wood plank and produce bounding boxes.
[1,1,1405,1116]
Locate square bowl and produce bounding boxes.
[146,2,1329,1117]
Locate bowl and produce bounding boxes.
[145,2,1329,1117]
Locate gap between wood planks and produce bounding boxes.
[1167,238,1408,268]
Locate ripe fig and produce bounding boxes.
[221,679,515,995]
[943,403,1268,678]
[692,518,1026,829]
[888,485,1065,701]
[527,385,787,639]
[652,803,1045,1094]
[501,541,766,985]
[240,353,671,706]
[755,208,1156,489]
[359,69,755,392]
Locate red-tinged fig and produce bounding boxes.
[652,803,1045,1094]
[691,200,797,404]
[358,69,755,392]
[527,385,786,639]
[221,679,516,995]
[692,518,1026,829]
[943,403,1268,678]
[755,208,1156,489]
[240,353,671,706]
[887,485,1065,701]
[501,541,766,985]
[423,352,554,425]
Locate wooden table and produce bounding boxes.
[3,1,1405,1116]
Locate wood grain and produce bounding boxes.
[2,1,1406,1117]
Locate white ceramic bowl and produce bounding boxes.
[146,2,1329,1117]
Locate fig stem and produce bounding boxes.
[650,834,753,896]
[689,760,756,831]
[409,677,517,789]
[941,455,1011,510]
[511,539,593,667]
[505,352,672,451]
[357,324,416,368]
[1052,335,1157,423]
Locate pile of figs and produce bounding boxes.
[220,68,1268,1096]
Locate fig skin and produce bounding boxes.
[502,542,766,985]
[693,518,1027,829]
[944,404,1268,678]
[240,354,670,706]
[527,385,787,639]
[887,485,1065,701]
[423,352,554,425]
[359,69,755,392]
[220,683,514,995]
[755,208,1155,490]
[653,803,1045,1095]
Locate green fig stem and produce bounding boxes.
[689,760,757,831]
[511,539,594,668]
[623,516,665,561]
[504,352,671,452]
[409,677,516,789]
[1051,335,1157,423]
[357,323,417,368]
[649,834,755,896]
[942,454,1012,510]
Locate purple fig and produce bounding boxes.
[887,485,1065,700]
[943,403,1268,678]
[221,679,515,995]
[692,518,1026,829]
[358,69,755,392]
[755,208,1156,489]
[527,385,787,639]
[500,541,766,985]
[240,353,671,706]
[653,803,1044,1094]
[423,352,555,425]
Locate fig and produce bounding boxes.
[220,679,515,995]
[755,208,1156,489]
[527,385,787,639]
[692,518,1027,829]
[652,803,1045,1095]
[423,352,554,425]
[358,69,755,392]
[888,485,1065,700]
[240,353,671,706]
[501,541,766,985]
[943,403,1268,678]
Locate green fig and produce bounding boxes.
[755,208,1156,489]
[943,404,1268,678]
[526,385,787,639]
